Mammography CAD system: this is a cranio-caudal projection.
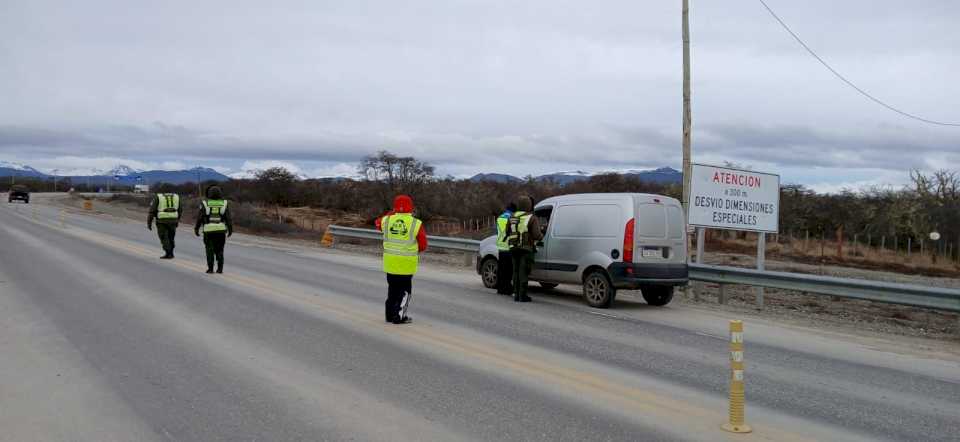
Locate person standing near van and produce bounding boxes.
[147,192,182,259]
[495,202,517,295]
[507,195,542,302]
[194,185,233,274]
[375,194,428,324]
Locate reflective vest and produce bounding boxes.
[202,199,228,233]
[496,212,511,251]
[156,193,180,220]
[381,213,421,275]
[507,211,533,249]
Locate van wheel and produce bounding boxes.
[480,257,498,289]
[539,282,559,290]
[642,286,674,306]
[583,270,615,308]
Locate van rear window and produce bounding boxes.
[637,204,667,238]
[667,206,684,239]
[553,204,620,238]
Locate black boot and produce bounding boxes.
[216,262,223,274]
[206,268,214,274]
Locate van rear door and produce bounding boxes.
[634,203,673,263]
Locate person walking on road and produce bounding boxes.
[507,195,542,303]
[495,202,517,295]
[375,194,427,324]
[194,185,233,274]
[147,191,182,259]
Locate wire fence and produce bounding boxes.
[705,229,960,268]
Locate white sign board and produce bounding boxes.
[688,164,780,233]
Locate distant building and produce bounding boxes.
[134,184,150,194]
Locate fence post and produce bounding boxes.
[881,236,886,253]
[819,231,825,258]
[693,227,705,302]
[756,233,765,308]
[908,237,912,260]
[718,283,727,305]
[853,234,858,256]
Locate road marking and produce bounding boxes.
[695,331,726,340]
[5,207,819,441]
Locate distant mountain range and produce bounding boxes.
[1,160,682,187]
[469,167,682,186]
[0,161,230,185]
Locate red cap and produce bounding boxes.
[393,194,414,213]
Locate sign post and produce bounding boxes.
[688,164,780,307]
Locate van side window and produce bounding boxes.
[534,207,553,232]
[636,204,667,238]
[667,206,684,239]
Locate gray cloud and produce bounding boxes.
[0,0,957,184]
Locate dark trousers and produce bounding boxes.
[385,274,413,322]
[497,250,514,294]
[157,222,178,254]
[203,232,227,271]
[511,248,534,300]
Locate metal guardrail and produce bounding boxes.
[327,225,960,312]
[690,264,960,313]
[328,225,481,252]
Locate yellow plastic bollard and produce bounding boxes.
[722,320,752,433]
[320,227,334,247]
[60,210,66,228]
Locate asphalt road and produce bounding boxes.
[1,195,958,441]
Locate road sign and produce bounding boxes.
[688,163,780,233]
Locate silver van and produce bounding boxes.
[476,193,688,308]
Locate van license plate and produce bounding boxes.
[642,248,661,258]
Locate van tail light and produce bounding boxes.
[623,218,635,262]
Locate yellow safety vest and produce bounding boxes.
[496,214,511,251]
[202,199,228,233]
[156,194,180,220]
[381,213,422,275]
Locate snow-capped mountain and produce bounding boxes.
[107,165,144,176]
[0,161,47,177]
[0,163,229,185]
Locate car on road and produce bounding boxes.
[8,185,29,204]
[477,193,688,308]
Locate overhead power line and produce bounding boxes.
[757,0,960,127]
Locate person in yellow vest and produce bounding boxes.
[194,185,233,274]
[375,194,428,324]
[147,191,182,259]
[506,195,542,302]
[495,202,517,295]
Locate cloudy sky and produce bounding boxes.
[1,0,957,190]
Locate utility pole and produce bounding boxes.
[681,0,693,215]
